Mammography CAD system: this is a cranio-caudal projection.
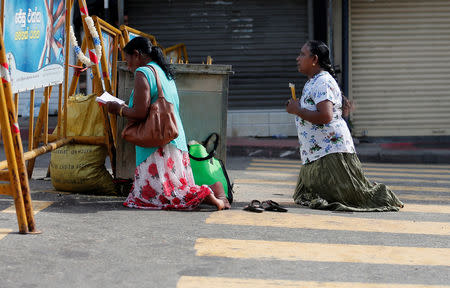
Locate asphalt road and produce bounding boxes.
[0,153,449,288]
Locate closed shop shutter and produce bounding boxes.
[128,0,308,109]
[349,0,450,137]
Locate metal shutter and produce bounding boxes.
[349,0,450,137]
[128,0,308,109]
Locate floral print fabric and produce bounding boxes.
[295,71,355,164]
[123,144,212,210]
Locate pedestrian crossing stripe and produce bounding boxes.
[400,194,450,202]
[243,170,450,184]
[370,177,450,185]
[234,178,450,193]
[0,228,12,240]
[385,185,450,193]
[364,167,450,174]
[251,158,450,170]
[2,201,53,215]
[233,183,450,206]
[402,204,450,213]
[246,166,299,172]
[177,276,450,288]
[194,159,450,286]
[366,171,450,180]
[251,158,301,164]
[240,170,450,185]
[194,238,450,266]
[240,170,298,178]
[369,172,450,180]
[249,162,450,175]
[246,166,450,179]
[249,162,301,168]
[206,211,450,236]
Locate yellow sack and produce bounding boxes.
[50,94,115,194]
[53,93,105,137]
[50,144,115,194]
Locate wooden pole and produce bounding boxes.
[112,35,119,96]
[95,17,122,147]
[28,90,35,151]
[92,16,121,147]
[26,100,45,178]
[0,171,10,181]
[57,83,62,138]
[0,138,73,171]
[68,37,87,97]
[78,0,116,177]
[14,93,18,118]
[0,28,36,233]
[118,27,127,61]
[0,0,4,29]
[41,87,50,145]
[93,16,112,94]
[64,0,72,139]
[43,87,51,145]
[183,45,188,63]
[0,74,28,233]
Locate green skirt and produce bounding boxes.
[294,153,404,212]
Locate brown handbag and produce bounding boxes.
[121,65,179,147]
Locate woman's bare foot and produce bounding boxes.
[205,194,225,210]
[209,182,231,209]
[216,199,225,210]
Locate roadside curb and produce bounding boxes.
[226,137,450,164]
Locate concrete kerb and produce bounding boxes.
[226,136,450,164]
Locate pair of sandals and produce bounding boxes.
[243,200,288,213]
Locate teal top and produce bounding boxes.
[128,61,187,166]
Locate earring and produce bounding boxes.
[312,63,315,66]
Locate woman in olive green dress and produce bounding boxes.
[286,40,403,212]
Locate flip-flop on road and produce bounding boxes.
[243,199,288,213]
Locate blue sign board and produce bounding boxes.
[3,0,65,93]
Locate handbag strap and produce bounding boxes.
[146,65,165,100]
[203,132,219,152]
[188,133,220,161]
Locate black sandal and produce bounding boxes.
[243,200,264,213]
[262,200,288,212]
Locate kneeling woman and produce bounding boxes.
[107,37,229,210]
[286,40,403,212]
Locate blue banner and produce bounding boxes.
[3,0,65,93]
[99,30,113,83]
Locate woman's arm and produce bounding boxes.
[107,71,150,121]
[286,99,333,125]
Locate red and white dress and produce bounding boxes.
[123,144,212,210]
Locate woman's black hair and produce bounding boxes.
[306,40,338,83]
[306,40,353,117]
[123,36,175,80]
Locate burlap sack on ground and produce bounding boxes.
[50,94,115,194]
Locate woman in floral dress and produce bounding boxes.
[107,37,229,210]
[286,40,403,212]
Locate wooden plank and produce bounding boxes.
[0,183,12,195]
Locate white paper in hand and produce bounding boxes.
[96,91,125,105]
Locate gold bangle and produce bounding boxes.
[119,106,124,117]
